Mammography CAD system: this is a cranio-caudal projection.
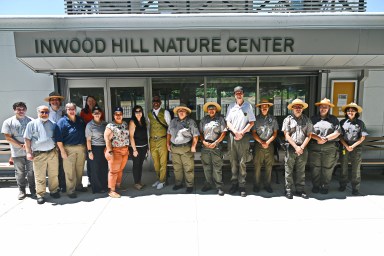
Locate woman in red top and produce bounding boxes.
[80,96,104,124]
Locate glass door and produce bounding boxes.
[107,78,148,123]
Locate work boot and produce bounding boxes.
[29,187,37,199]
[18,187,26,200]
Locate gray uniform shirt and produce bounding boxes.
[199,114,227,141]
[340,118,369,145]
[168,117,200,145]
[49,106,65,123]
[85,120,108,146]
[282,114,313,145]
[1,116,33,157]
[225,101,256,131]
[252,114,279,141]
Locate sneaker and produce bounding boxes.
[109,191,121,198]
[253,185,260,193]
[338,185,346,192]
[285,191,293,199]
[239,187,247,197]
[152,180,160,187]
[352,189,359,196]
[312,186,320,193]
[172,184,183,191]
[18,189,26,200]
[265,187,273,193]
[37,197,45,204]
[229,183,239,194]
[218,189,224,196]
[50,191,61,199]
[295,191,309,199]
[134,184,144,190]
[186,187,193,193]
[201,184,212,192]
[156,182,165,190]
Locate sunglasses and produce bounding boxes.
[39,111,49,114]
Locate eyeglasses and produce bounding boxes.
[50,98,60,102]
[66,108,76,111]
[347,110,357,113]
[292,106,303,110]
[39,111,49,114]
[114,113,123,116]
[135,110,142,113]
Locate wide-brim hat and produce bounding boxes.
[287,98,308,110]
[44,91,64,102]
[256,99,273,108]
[203,102,221,112]
[233,86,244,93]
[315,98,335,108]
[173,103,192,115]
[342,102,363,113]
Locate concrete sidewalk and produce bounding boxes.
[1,168,384,256]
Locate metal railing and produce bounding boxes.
[64,1,367,15]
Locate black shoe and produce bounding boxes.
[285,191,293,199]
[68,193,77,199]
[75,187,87,192]
[37,197,45,204]
[312,186,320,193]
[186,187,193,193]
[50,191,61,199]
[253,185,260,193]
[338,185,346,192]
[30,193,37,199]
[239,187,247,197]
[172,184,183,191]
[217,189,224,196]
[201,184,212,192]
[320,188,329,194]
[352,189,359,195]
[295,191,309,199]
[229,183,239,194]
[265,187,273,193]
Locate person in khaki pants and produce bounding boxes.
[147,95,171,190]
[24,105,60,204]
[56,103,87,199]
[167,103,199,194]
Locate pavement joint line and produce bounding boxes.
[70,196,113,255]
[0,197,25,218]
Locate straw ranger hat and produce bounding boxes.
[44,91,65,102]
[315,98,335,108]
[203,102,221,112]
[341,102,363,113]
[173,103,192,115]
[256,99,273,108]
[287,98,308,110]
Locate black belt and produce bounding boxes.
[34,148,55,154]
[150,135,166,140]
[204,139,216,143]
[172,142,191,147]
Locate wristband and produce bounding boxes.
[88,150,92,153]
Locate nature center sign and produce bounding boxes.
[14,29,384,57]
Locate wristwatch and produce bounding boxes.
[87,149,92,153]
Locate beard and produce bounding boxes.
[40,117,49,122]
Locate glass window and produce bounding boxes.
[152,77,204,120]
[110,87,145,123]
[69,88,105,114]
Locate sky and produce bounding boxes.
[0,0,383,15]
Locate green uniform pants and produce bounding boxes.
[339,146,362,190]
[149,137,168,183]
[254,143,274,188]
[309,142,339,189]
[229,133,250,187]
[201,147,223,189]
[171,145,194,187]
[284,147,308,193]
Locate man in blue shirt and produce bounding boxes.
[55,102,87,199]
[24,105,60,204]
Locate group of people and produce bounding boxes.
[1,85,368,204]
